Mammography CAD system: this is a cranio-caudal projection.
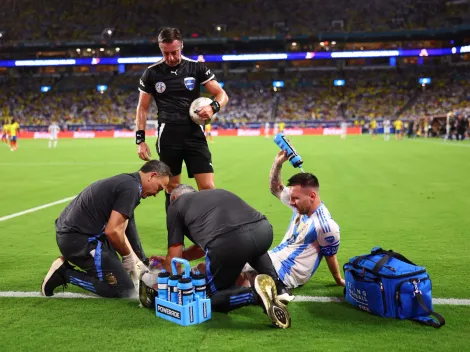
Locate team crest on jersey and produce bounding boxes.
[155,82,166,93]
[184,77,196,91]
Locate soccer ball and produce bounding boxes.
[189,97,215,125]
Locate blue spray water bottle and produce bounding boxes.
[157,270,170,300]
[191,272,207,300]
[273,132,305,171]
[167,275,181,303]
[177,278,194,305]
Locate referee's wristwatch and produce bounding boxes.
[136,130,145,144]
[210,100,221,114]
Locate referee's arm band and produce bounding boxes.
[136,130,145,144]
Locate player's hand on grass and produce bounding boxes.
[274,150,289,165]
[196,105,214,120]
[336,278,345,287]
[137,142,152,161]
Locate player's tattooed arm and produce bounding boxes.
[269,159,284,199]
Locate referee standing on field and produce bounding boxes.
[135,27,229,211]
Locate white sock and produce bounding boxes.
[48,140,52,148]
[53,140,58,148]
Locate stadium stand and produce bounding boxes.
[0,0,468,41]
[1,67,469,128]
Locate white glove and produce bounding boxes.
[122,254,137,273]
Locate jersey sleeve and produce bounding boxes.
[317,222,340,257]
[112,181,141,218]
[167,205,186,247]
[196,62,216,85]
[138,68,156,94]
[279,186,296,211]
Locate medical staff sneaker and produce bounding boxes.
[41,256,68,297]
[254,274,291,329]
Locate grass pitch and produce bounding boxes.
[0,136,469,351]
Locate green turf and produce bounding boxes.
[1,136,469,351]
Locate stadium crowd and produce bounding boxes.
[1,68,469,127]
[0,0,466,42]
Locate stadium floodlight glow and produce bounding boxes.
[117,56,162,64]
[40,86,51,92]
[419,78,431,85]
[334,79,346,86]
[222,53,288,61]
[460,45,470,54]
[272,80,285,88]
[116,47,120,52]
[97,85,108,92]
[15,59,76,66]
[102,28,114,37]
[331,50,400,58]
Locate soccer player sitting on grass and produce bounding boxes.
[239,151,344,291]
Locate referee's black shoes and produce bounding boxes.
[254,274,291,329]
[41,256,68,296]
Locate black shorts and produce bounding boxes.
[156,122,213,178]
[56,232,135,297]
[204,219,275,296]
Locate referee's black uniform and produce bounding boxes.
[139,57,216,178]
[167,189,282,312]
[54,173,145,298]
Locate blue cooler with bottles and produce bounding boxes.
[155,258,212,326]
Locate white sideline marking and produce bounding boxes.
[0,196,76,222]
[0,292,99,299]
[408,139,470,148]
[294,295,470,305]
[0,292,469,305]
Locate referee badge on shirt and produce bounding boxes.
[184,77,196,91]
[155,82,166,93]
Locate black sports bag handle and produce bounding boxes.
[412,293,446,328]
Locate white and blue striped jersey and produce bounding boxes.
[268,187,340,288]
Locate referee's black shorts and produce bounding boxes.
[156,122,213,178]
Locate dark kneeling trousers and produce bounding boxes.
[205,219,281,313]
[56,232,135,298]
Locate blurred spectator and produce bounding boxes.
[0,0,464,42]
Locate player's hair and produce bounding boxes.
[171,184,196,201]
[158,28,183,44]
[139,160,172,177]
[287,173,320,190]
